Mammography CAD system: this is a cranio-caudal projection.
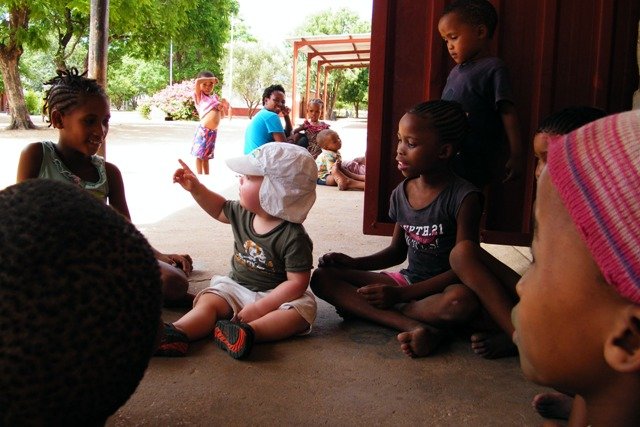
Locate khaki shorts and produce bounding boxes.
[194,275,317,330]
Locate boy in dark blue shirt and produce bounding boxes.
[439,0,523,187]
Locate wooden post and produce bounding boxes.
[292,42,299,120]
[315,62,321,100]
[305,56,311,118]
[88,0,109,156]
[323,67,329,120]
[88,0,109,87]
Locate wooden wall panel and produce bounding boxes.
[364,0,639,245]
[609,1,640,111]
[481,0,534,240]
[364,0,447,235]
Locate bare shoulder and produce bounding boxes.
[21,141,44,157]
[104,161,130,218]
[104,161,124,185]
[17,142,45,181]
[104,161,122,173]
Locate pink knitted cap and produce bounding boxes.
[547,109,640,304]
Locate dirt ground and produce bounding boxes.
[0,112,547,426]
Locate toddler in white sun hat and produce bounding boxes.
[156,143,318,359]
[227,141,317,223]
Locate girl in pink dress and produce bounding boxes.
[291,98,330,158]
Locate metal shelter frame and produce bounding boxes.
[290,33,370,120]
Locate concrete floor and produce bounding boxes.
[1,112,547,426]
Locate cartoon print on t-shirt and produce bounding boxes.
[235,239,275,272]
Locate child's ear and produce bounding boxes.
[604,305,640,373]
[438,143,455,159]
[50,110,64,129]
[477,24,488,39]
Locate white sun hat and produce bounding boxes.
[226,142,317,223]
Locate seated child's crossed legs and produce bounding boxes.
[400,283,480,326]
[329,161,365,191]
[449,240,520,358]
[311,267,480,356]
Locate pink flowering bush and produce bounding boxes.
[148,79,198,121]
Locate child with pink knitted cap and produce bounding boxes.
[512,109,640,426]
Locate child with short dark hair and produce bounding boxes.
[311,100,483,357]
[16,68,193,306]
[439,0,523,186]
[157,143,318,359]
[513,110,640,426]
[315,129,365,191]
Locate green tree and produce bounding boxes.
[226,41,290,118]
[339,68,369,118]
[228,18,256,44]
[1,0,159,129]
[169,0,239,83]
[108,0,238,107]
[42,0,89,71]
[19,35,87,92]
[1,0,238,130]
[108,56,166,109]
[105,0,195,64]
[294,8,370,35]
[291,8,370,119]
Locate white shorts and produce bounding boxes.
[194,275,317,330]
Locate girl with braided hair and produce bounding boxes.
[311,100,485,357]
[16,68,195,306]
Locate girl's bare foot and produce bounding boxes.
[470,332,518,359]
[532,392,573,420]
[330,163,364,191]
[330,163,348,190]
[337,178,354,191]
[397,326,442,357]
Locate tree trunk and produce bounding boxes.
[326,78,340,120]
[0,5,35,130]
[0,49,35,130]
[52,7,75,72]
[0,50,36,129]
[244,98,260,118]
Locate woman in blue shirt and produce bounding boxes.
[244,84,293,154]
